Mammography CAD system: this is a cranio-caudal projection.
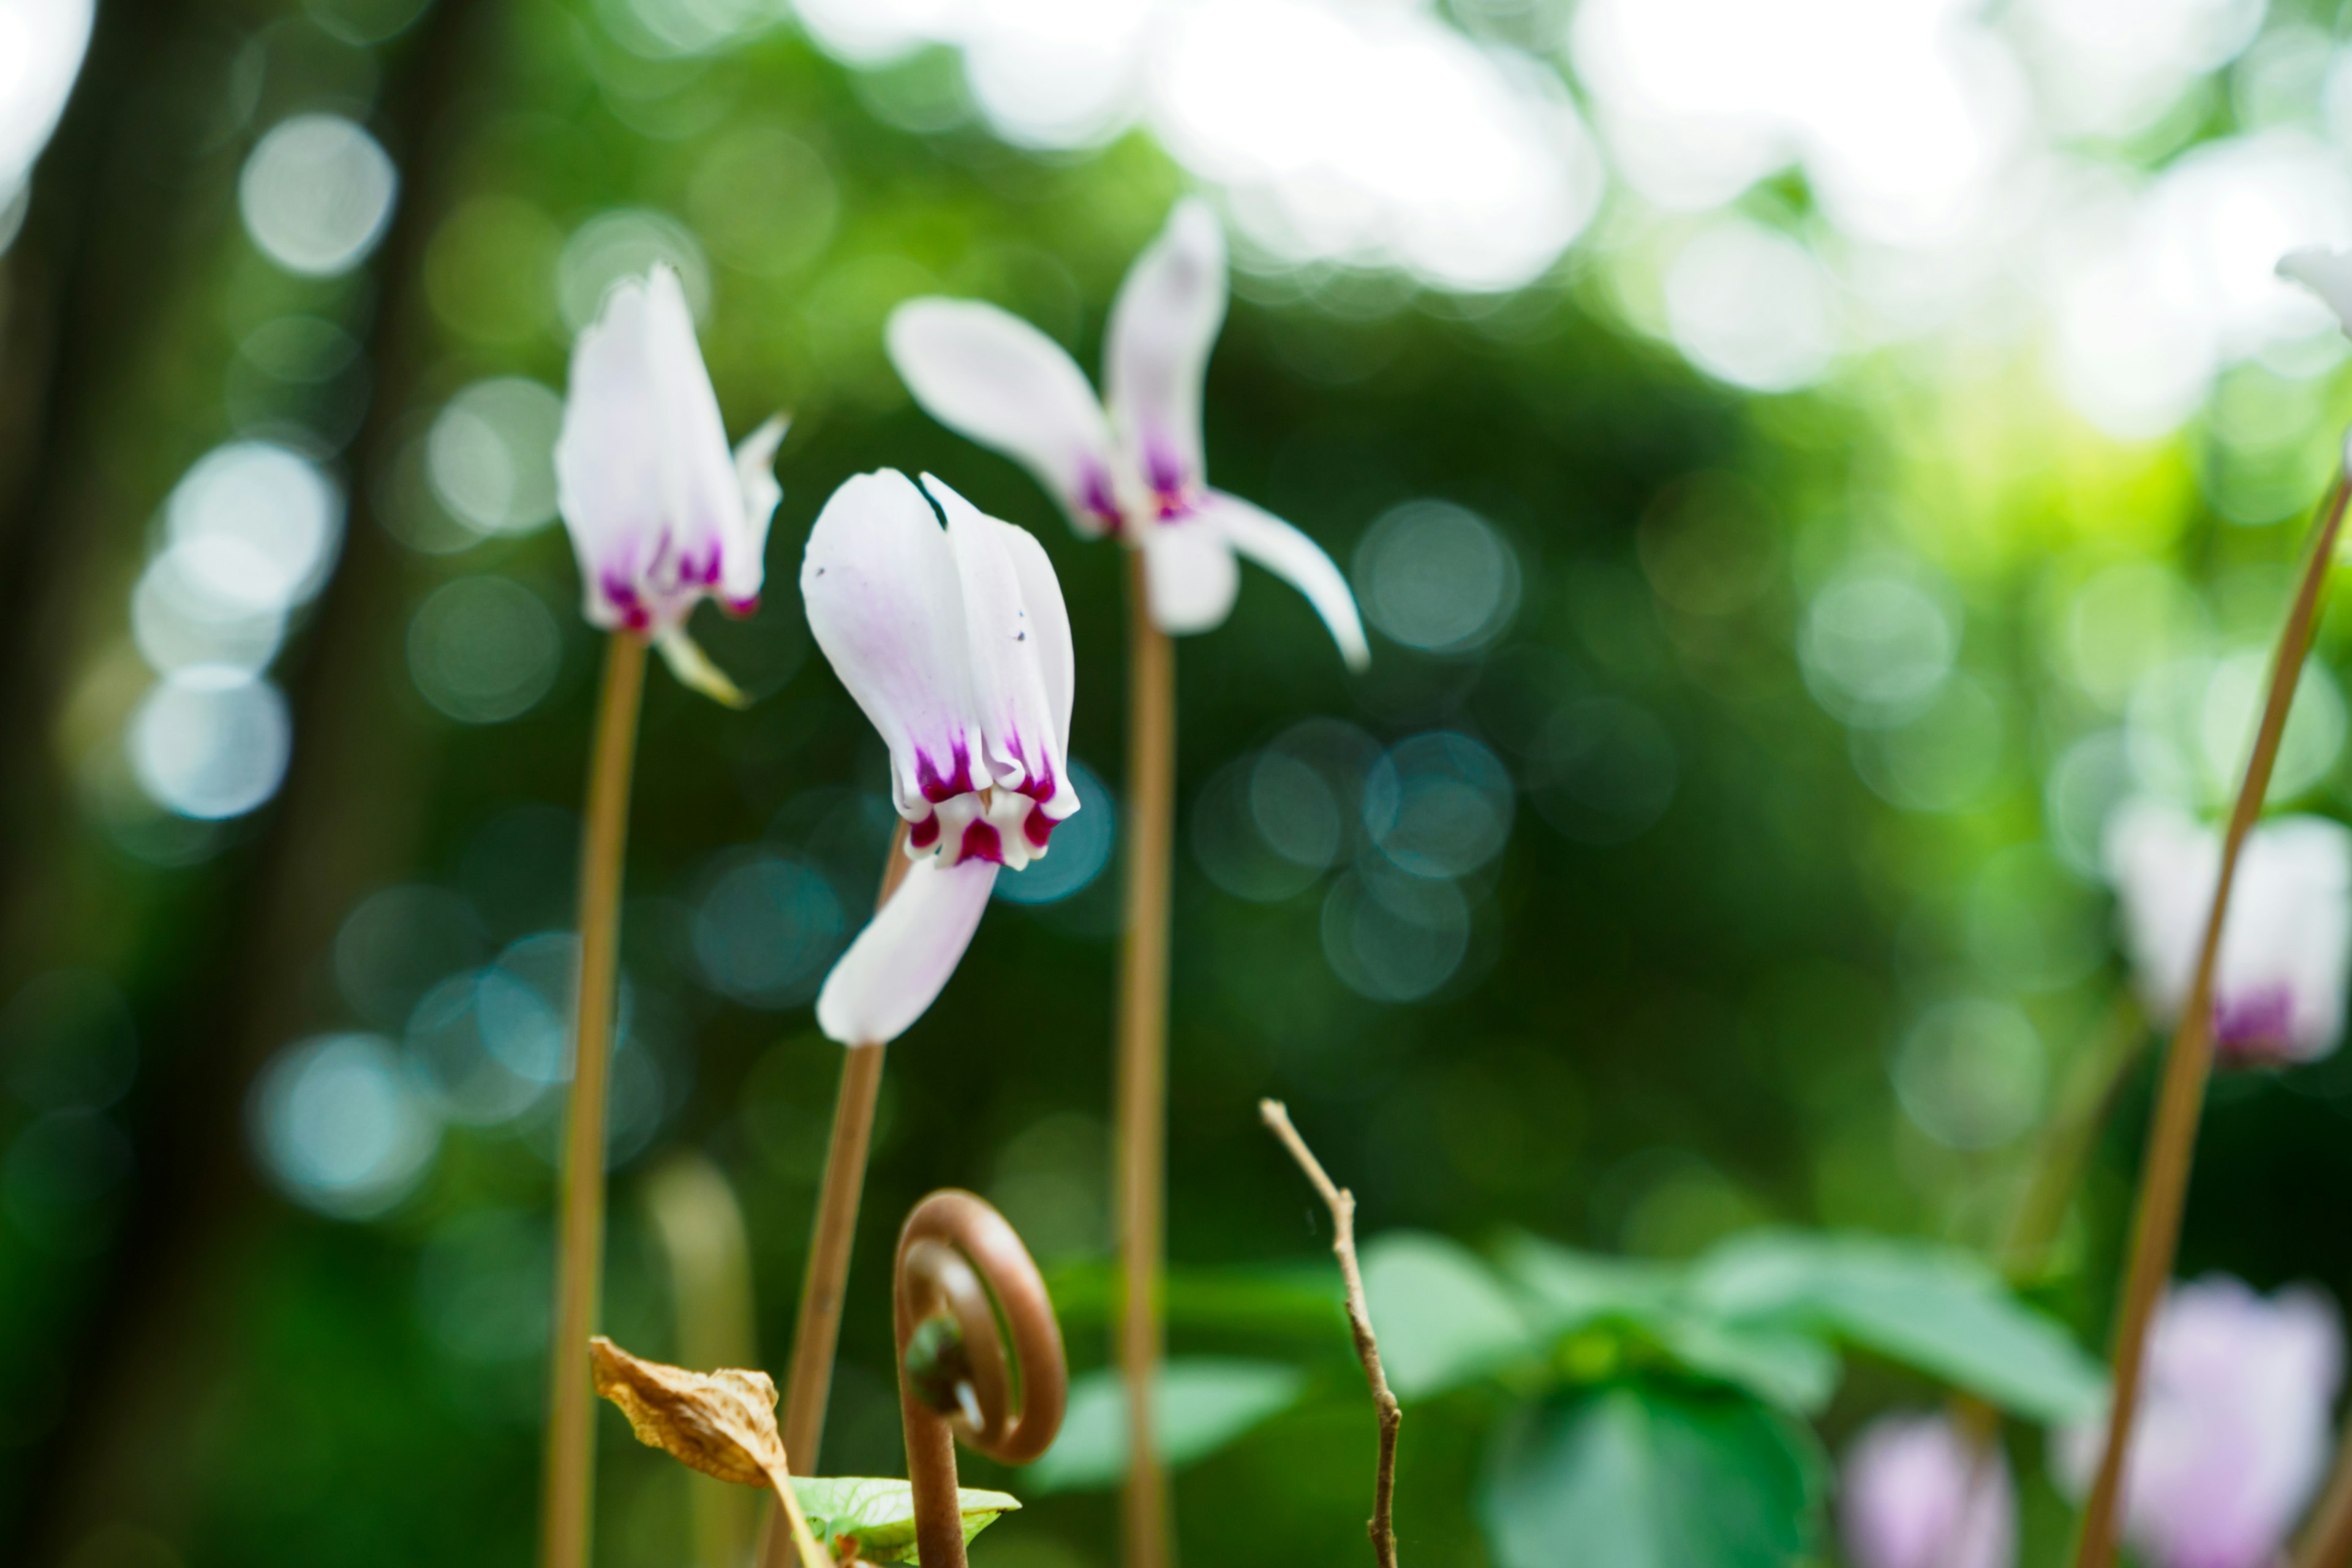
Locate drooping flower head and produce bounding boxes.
[554,262,785,701]
[803,469,1077,1045]
[2105,799,2352,1065]
[2057,1275,2343,1568]
[1840,1412,2016,1568]
[886,198,1369,668]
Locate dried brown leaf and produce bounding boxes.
[589,1335,789,1488]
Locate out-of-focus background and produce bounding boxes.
[3,0,2351,1563]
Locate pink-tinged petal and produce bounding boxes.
[1140,518,1238,636]
[1199,490,1370,670]
[726,414,789,612]
[2279,247,2352,336]
[2106,801,2352,1065]
[555,275,667,630]
[2057,1276,2343,1568]
[922,474,1080,829]
[1106,198,1226,509]
[887,298,1121,535]
[801,470,982,821]
[814,854,999,1045]
[1841,1413,2016,1568]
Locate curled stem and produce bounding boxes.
[1260,1100,1401,1568]
[541,630,650,1568]
[1115,547,1175,1568]
[895,1191,1069,1568]
[2069,474,2351,1568]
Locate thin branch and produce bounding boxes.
[1260,1099,1400,1568]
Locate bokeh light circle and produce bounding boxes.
[238,114,399,277]
[250,1033,440,1218]
[128,668,292,820]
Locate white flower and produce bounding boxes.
[553,263,786,703]
[2280,247,2352,334]
[2057,1275,2343,1568]
[886,198,1369,668]
[802,469,1077,1045]
[1840,1412,2015,1568]
[2105,799,2352,1065]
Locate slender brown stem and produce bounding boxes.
[2069,476,2351,1568]
[2001,995,2149,1285]
[1259,1101,1401,1568]
[2299,1432,2352,1568]
[895,1191,1070,1568]
[781,1039,888,1472]
[541,631,651,1568]
[1116,548,1176,1568]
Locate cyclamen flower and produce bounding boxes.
[2280,247,2352,334]
[2105,800,2352,1065]
[803,469,1077,1045]
[554,262,785,703]
[887,198,1368,668]
[1841,1413,2016,1568]
[2057,1275,2343,1568]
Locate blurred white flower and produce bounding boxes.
[2057,1275,2343,1568]
[553,263,785,702]
[2105,800,2352,1065]
[1841,1412,2016,1568]
[2280,244,2352,336]
[886,198,1366,667]
[801,469,1078,1046]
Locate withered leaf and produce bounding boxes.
[589,1335,790,1488]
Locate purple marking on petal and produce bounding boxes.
[959,820,1005,865]
[1023,803,1057,850]
[915,743,976,804]
[1020,755,1058,804]
[2214,984,2298,1065]
[722,594,759,619]
[910,815,940,852]
[1144,439,1186,498]
[1080,462,1126,535]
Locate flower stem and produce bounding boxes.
[1116,548,1175,1568]
[540,630,650,1568]
[780,1038,888,1474]
[2068,474,2350,1568]
[2299,1442,2352,1568]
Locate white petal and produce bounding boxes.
[815,855,999,1045]
[726,413,790,612]
[555,275,666,629]
[1106,198,1226,506]
[1199,491,1370,670]
[922,474,1080,831]
[645,264,750,608]
[887,298,1121,534]
[801,470,983,818]
[1141,519,1239,636]
[654,625,747,708]
[995,502,1075,751]
[2105,800,2215,1028]
[2279,247,2352,336]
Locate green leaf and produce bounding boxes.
[787,1477,1018,1564]
[1690,1231,2106,1424]
[1362,1231,1543,1399]
[1479,1382,1826,1568]
[1650,1315,1839,1415]
[1025,1359,1306,1493]
[1496,1232,1678,1337]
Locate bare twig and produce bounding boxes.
[1259,1099,1400,1568]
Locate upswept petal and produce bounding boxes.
[993,502,1076,750]
[1106,198,1226,507]
[888,298,1121,535]
[2279,247,2352,336]
[922,475,1080,833]
[556,276,667,629]
[801,470,982,820]
[643,263,752,615]
[815,854,999,1046]
[1199,491,1371,670]
[1140,519,1239,636]
[726,415,790,612]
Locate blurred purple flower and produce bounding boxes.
[1841,1412,2016,1568]
[554,262,785,703]
[886,198,1367,668]
[2057,1275,2343,1568]
[2105,800,2352,1065]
